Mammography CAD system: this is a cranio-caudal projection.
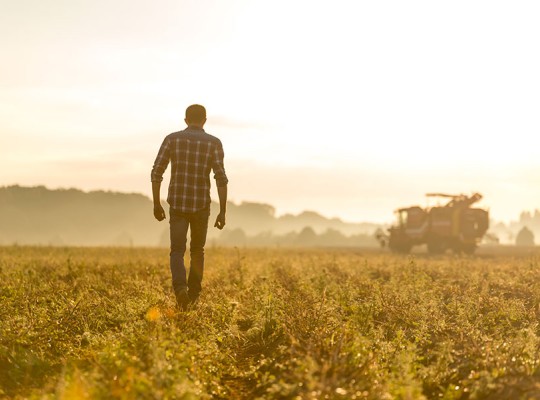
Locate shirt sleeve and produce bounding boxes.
[150,137,171,182]
[212,139,228,187]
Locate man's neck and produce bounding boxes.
[187,124,205,130]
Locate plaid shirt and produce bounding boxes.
[151,128,228,213]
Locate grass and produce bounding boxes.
[1,246,540,399]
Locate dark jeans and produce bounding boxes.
[169,206,210,298]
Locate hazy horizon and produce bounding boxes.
[2,0,539,224]
[1,182,537,226]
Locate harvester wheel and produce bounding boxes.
[460,243,477,255]
[389,242,412,254]
[392,245,412,254]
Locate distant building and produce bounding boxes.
[516,226,535,246]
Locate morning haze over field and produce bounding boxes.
[4,2,540,399]
[1,0,539,224]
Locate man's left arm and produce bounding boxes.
[212,139,228,229]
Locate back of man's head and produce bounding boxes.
[185,104,206,124]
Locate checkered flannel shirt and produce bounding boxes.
[151,128,228,213]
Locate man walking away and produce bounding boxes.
[151,104,228,310]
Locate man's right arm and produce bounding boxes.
[152,181,166,221]
[151,137,170,221]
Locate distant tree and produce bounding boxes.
[516,226,535,246]
[250,231,275,247]
[220,228,247,247]
[276,231,298,247]
[220,201,276,235]
[296,226,318,246]
[348,232,379,247]
[320,228,346,247]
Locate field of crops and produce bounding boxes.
[2,246,540,399]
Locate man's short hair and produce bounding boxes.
[185,104,206,123]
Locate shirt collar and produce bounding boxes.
[186,126,205,133]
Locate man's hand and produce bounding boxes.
[153,204,166,221]
[214,212,226,230]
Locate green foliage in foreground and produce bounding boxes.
[1,247,540,399]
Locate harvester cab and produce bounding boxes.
[382,193,489,254]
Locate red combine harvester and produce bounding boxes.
[377,193,489,254]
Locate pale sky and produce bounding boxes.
[1,0,539,223]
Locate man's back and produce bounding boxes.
[151,127,228,213]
